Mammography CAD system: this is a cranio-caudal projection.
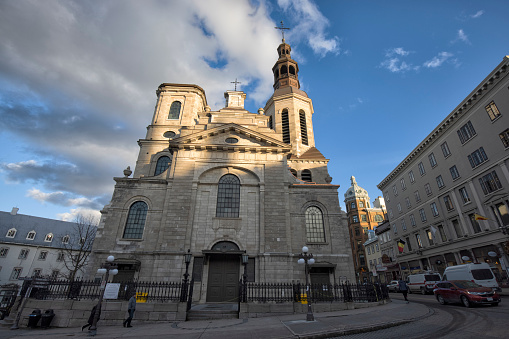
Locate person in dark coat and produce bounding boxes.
[398,279,409,303]
[123,293,136,327]
[82,305,100,331]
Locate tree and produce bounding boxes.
[57,214,97,281]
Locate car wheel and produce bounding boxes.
[437,295,446,305]
[421,288,426,295]
[461,295,472,308]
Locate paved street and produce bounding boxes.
[335,293,508,339]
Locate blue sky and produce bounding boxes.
[1,0,508,221]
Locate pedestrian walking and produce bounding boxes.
[82,305,100,331]
[398,279,409,303]
[123,293,137,327]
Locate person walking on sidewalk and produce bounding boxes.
[123,293,137,327]
[82,305,100,331]
[399,279,409,303]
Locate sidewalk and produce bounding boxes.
[0,300,431,339]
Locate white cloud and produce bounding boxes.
[423,52,454,68]
[471,10,484,18]
[452,29,470,44]
[57,208,101,222]
[380,48,419,73]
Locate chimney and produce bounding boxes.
[11,207,19,215]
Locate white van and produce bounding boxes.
[442,263,500,291]
[406,272,442,294]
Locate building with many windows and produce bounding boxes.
[378,56,509,284]
[344,176,386,282]
[90,38,355,303]
[0,208,91,285]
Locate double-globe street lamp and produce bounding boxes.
[89,255,118,336]
[297,246,315,321]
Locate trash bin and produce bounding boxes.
[40,309,55,329]
[27,309,42,328]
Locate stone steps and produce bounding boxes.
[187,303,239,321]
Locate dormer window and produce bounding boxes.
[62,235,70,244]
[6,228,16,238]
[26,231,36,240]
[44,233,53,242]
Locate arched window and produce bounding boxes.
[301,169,312,182]
[154,156,171,176]
[123,201,148,239]
[281,109,290,143]
[299,110,308,145]
[289,65,296,75]
[6,228,16,238]
[281,65,288,75]
[305,206,325,243]
[359,201,364,208]
[62,235,70,244]
[216,174,240,218]
[290,169,297,177]
[168,101,182,120]
[268,115,273,129]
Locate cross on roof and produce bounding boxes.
[275,21,290,41]
[231,78,241,91]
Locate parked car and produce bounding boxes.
[407,272,441,294]
[434,280,501,307]
[442,263,500,292]
[387,280,400,292]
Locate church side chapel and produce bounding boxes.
[90,33,355,303]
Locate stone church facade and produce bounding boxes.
[90,39,355,303]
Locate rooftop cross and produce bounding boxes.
[231,78,241,91]
[274,20,290,42]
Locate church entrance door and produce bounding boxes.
[206,254,240,302]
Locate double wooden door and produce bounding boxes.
[206,254,239,302]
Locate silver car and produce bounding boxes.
[387,280,400,292]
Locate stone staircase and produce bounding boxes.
[186,303,239,321]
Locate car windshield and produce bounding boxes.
[425,274,440,281]
[471,269,494,280]
[453,281,481,289]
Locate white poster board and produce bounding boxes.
[104,283,120,299]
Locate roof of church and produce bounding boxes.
[273,86,308,98]
[291,147,327,160]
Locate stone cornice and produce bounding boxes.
[378,56,509,190]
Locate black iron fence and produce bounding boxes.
[240,281,389,303]
[33,279,186,303]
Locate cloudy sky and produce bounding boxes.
[1,0,508,221]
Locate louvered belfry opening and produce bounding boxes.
[282,109,290,143]
[299,110,308,145]
[301,169,312,182]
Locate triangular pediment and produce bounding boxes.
[169,123,291,153]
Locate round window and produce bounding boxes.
[225,137,238,144]
[163,131,176,138]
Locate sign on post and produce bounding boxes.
[104,283,120,299]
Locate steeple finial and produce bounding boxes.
[274,20,290,42]
[230,78,241,91]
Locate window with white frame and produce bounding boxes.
[457,121,476,144]
[33,269,42,277]
[441,141,451,158]
[18,249,29,259]
[351,202,356,209]
[397,203,402,213]
[402,219,407,231]
[424,183,432,196]
[10,268,22,280]
[450,165,460,180]
[418,162,426,176]
[436,175,445,189]
[352,215,359,223]
[62,235,69,244]
[479,171,503,195]
[361,214,367,221]
[414,190,421,202]
[38,251,48,260]
[367,246,371,254]
[459,187,471,203]
[26,231,36,240]
[468,147,488,168]
[44,233,53,242]
[6,228,16,238]
[426,229,434,246]
[400,178,406,190]
[443,195,454,211]
[438,225,447,242]
[0,248,9,257]
[485,101,501,121]
[430,202,439,217]
[359,201,365,208]
[392,185,398,196]
[410,214,416,227]
[57,252,65,261]
[405,197,411,209]
[428,153,437,168]
[393,224,398,234]
[500,129,509,148]
[415,234,423,248]
[408,170,415,183]
[384,191,390,202]
[419,208,427,222]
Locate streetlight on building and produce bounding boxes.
[297,246,315,321]
[180,249,193,302]
[89,255,118,336]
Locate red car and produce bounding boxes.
[433,280,501,307]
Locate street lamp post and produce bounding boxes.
[180,249,192,302]
[298,246,315,321]
[241,253,249,302]
[88,255,118,336]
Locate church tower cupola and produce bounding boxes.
[273,22,300,91]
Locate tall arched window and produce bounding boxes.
[154,156,171,176]
[301,169,312,182]
[281,65,288,75]
[216,174,240,218]
[168,101,182,120]
[299,110,308,145]
[289,65,296,75]
[305,206,325,243]
[268,115,273,129]
[281,109,290,144]
[123,201,148,239]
